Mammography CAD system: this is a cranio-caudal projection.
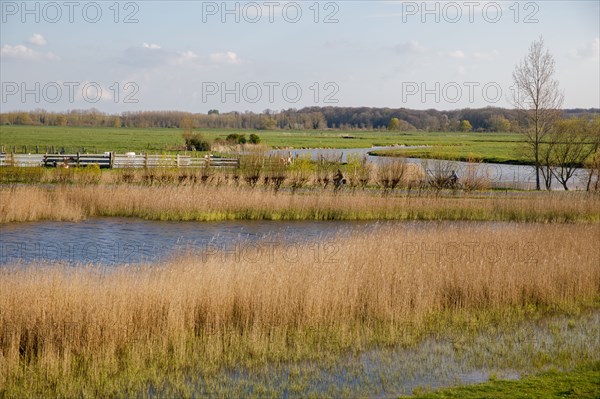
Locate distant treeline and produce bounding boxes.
[1,107,598,132]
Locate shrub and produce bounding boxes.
[183,132,211,151]
[76,163,102,185]
[249,134,261,144]
[376,159,407,193]
[226,133,247,144]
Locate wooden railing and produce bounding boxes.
[0,153,240,169]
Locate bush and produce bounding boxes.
[346,154,373,190]
[226,133,247,144]
[249,134,261,144]
[76,163,102,185]
[0,166,45,184]
[377,159,407,193]
[183,132,211,151]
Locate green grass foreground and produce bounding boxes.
[408,362,600,399]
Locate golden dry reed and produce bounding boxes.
[1,185,599,223]
[1,223,599,396]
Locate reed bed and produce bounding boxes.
[1,223,599,396]
[1,184,599,224]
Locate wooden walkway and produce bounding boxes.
[0,153,240,169]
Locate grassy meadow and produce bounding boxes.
[1,223,599,397]
[0,125,529,164]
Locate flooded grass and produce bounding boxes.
[165,311,599,398]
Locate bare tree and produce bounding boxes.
[548,118,598,190]
[512,36,564,190]
[376,159,407,194]
[538,137,556,191]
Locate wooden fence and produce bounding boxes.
[0,153,240,169]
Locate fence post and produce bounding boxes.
[144,153,148,169]
[176,154,180,168]
[109,152,114,169]
[76,152,80,167]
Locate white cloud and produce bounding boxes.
[171,50,199,65]
[121,45,233,68]
[0,44,59,61]
[28,33,47,46]
[142,42,161,50]
[209,51,241,65]
[441,50,465,59]
[569,38,600,60]
[394,40,427,55]
[473,50,500,60]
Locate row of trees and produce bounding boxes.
[2,107,597,133]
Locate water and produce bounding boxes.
[269,146,590,190]
[0,218,418,265]
[1,218,520,266]
[269,145,424,163]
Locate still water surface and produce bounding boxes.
[1,218,425,265]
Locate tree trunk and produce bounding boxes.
[534,128,541,190]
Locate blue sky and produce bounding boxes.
[1,1,599,113]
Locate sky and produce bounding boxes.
[1,0,599,113]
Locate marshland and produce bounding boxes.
[1,139,599,397]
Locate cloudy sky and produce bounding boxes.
[1,1,598,113]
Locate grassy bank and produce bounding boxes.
[1,185,599,223]
[409,362,600,398]
[371,143,530,165]
[1,224,599,397]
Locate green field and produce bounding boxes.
[370,137,530,165]
[0,125,410,153]
[0,125,531,163]
[409,362,600,399]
